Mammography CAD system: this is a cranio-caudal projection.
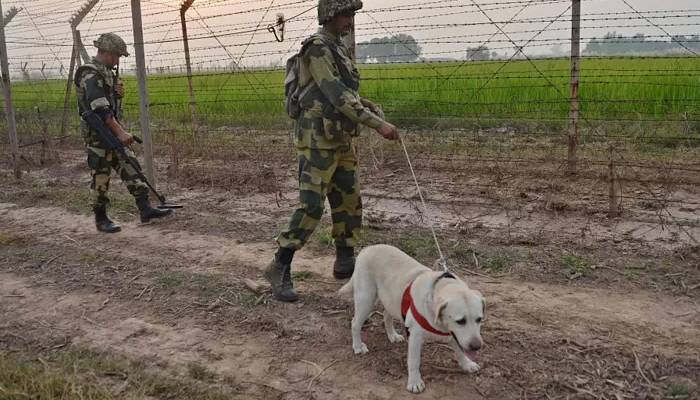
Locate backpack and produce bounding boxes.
[284,35,356,119]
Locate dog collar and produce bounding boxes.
[401,280,450,337]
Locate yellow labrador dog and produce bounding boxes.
[339,244,485,393]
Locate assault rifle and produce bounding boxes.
[82,110,182,209]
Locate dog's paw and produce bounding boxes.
[387,332,405,344]
[459,359,481,373]
[406,376,425,393]
[353,342,369,355]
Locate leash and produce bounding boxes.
[398,133,448,272]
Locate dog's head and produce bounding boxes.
[434,281,485,362]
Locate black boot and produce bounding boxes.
[263,254,298,302]
[135,193,173,223]
[333,246,355,279]
[93,205,121,233]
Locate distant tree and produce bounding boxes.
[357,34,422,63]
[466,46,490,61]
[584,31,700,55]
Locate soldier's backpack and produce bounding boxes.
[284,35,356,119]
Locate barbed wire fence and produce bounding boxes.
[1,0,699,250]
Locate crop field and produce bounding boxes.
[6,57,700,131]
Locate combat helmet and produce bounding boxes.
[93,33,129,57]
[318,0,363,25]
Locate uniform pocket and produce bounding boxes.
[86,147,109,170]
[322,104,351,142]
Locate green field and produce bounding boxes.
[5,57,700,133]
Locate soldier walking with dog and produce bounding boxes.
[75,33,172,233]
[264,0,400,302]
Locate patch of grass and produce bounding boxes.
[668,383,691,398]
[190,273,225,292]
[357,226,387,247]
[292,271,315,281]
[448,243,478,261]
[562,251,593,277]
[0,349,245,400]
[623,270,641,280]
[483,255,508,271]
[157,271,185,288]
[187,361,217,382]
[397,234,438,260]
[0,231,26,245]
[317,228,334,247]
[79,251,101,263]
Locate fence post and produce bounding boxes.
[0,1,21,179]
[608,145,620,217]
[75,29,90,65]
[568,0,580,175]
[131,0,156,186]
[61,0,98,137]
[60,42,78,137]
[180,0,198,137]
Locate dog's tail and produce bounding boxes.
[338,278,353,299]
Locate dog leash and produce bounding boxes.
[398,132,448,272]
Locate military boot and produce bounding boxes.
[135,193,173,223]
[333,246,355,279]
[263,256,298,302]
[93,205,121,233]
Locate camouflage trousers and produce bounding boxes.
[277,145,362,250]
[86,139,147,208]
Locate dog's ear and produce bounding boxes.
[434,300,448,327]
[472,290,485,318]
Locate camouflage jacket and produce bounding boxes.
[74,58,119,138]
[296,28,385,150]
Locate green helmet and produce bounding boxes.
[93,33,129,57]
[317,0,363,25]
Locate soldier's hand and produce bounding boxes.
[117,131,134,146]
[376,122,399,141]
[114,81,125,99]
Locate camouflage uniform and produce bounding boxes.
[265,0,390,302]
[276,27,385,251]
[76,58,148,208]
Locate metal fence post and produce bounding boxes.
[60,42,78,137]
[131,0,156,186]
[180,0,198,137]
[608,145,620,217]
[0,1,21,179]
[61,0,99,137]
[568,0,580,175]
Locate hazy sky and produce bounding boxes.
[2,0,699,78]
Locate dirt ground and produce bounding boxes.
[1,137,699,399]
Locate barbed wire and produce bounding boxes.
[2,0,699,234]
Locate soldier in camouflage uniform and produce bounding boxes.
[75,33,172,233]
[264,0,400,302]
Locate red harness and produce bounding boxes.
[401,280,450,337]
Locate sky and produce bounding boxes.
[2,0,699,79]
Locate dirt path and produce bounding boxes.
[2,201,698,399]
